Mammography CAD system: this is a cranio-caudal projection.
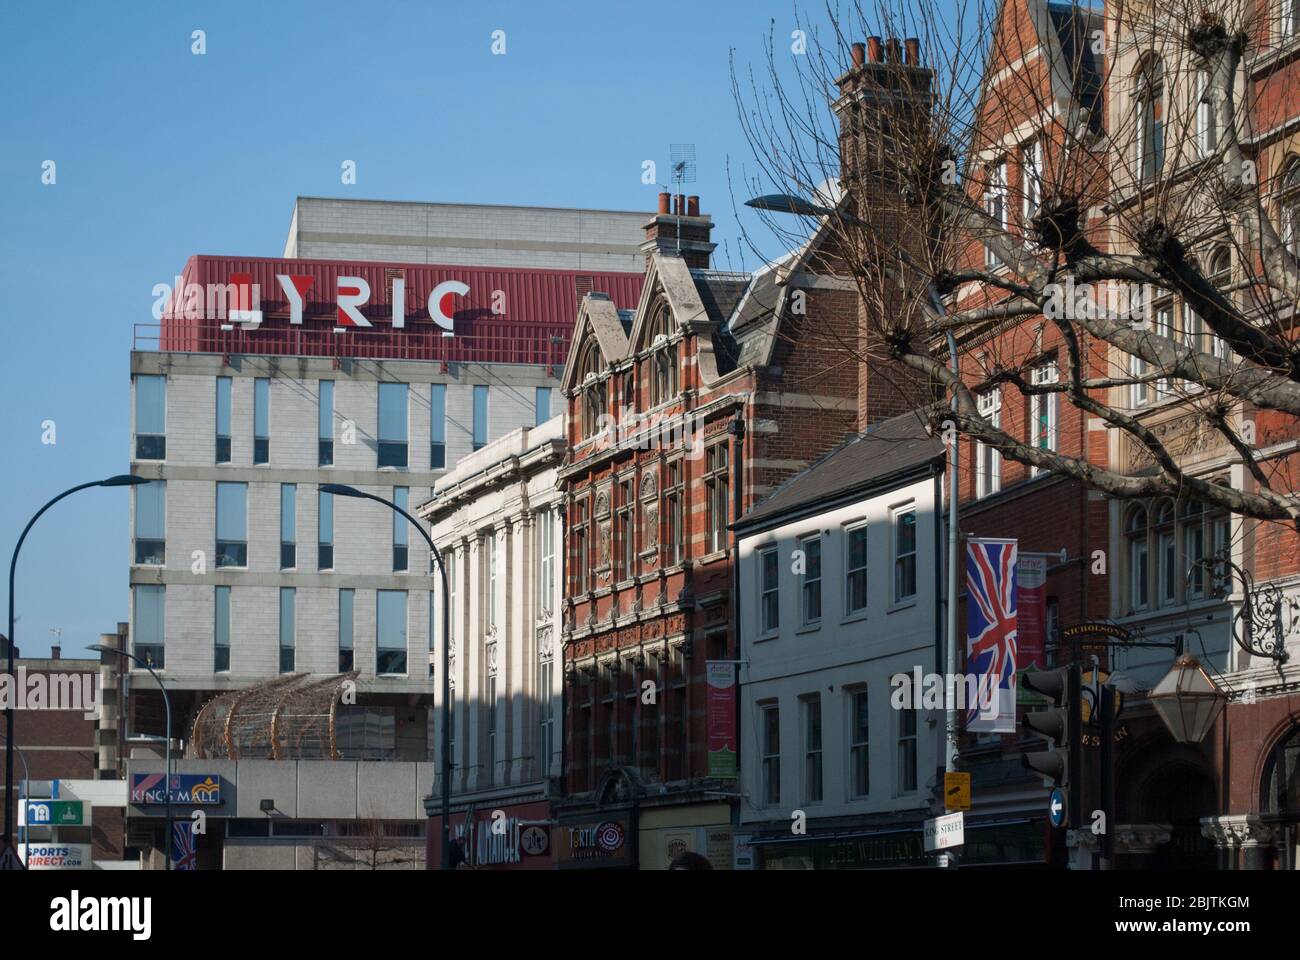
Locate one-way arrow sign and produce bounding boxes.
[1049,788,1067,828]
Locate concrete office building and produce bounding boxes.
[418,416,565,869]
[283,196,647,272]
[125,205,644,865]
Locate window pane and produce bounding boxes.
[136,375,166,436]
[133,584,165,667]
[339,589,354,651]
[215,586,230,648]
[135,480,166,540]
[535,387,552,426]
[254,378,270,437]
[318,381,334,439]
[393,488,409,546]
[216,377,231,437]
[216,483,247,541]
[280,484,296,544]
[378,383,408,441]
[473,385,489,449]
[319,490,333,544]
[377,590,408,674]
[279,588,295,648]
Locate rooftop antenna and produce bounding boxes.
[669,143,697,257]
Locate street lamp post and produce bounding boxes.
[4,474,147,856]
[88,643,172,870]
[319,483,454,870]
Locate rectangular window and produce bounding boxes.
[133,584,165,668]
[446,548,457,652]
[1030,361,1058,476]
[642,652,661,774]
[279,587,295,673]
[473,385,489,451]
[850,689,869,797]
[214,586,230,673]
[1022,139,1042,219]
[617,477,634,581]
[134,480,166,565]
[1154,296,1175,396]
[318,489,334,570]
[894,508,917,603]
[669,646,688,780]
[430,384,446,469]
[705,442,730,554]
[897,703,918,793]
[622,658,639,767]
[392,487,409,572]
[253,377,270,464]
[378,382,409,468]
[539,658,554,776]
[318,380,334,466]
[215,376,231,463]
[215,482,248,568]
[601,662,616,770]
[537,510,555,614]
[801,535,822,625]
[759,546,779,634]
[846,524,868,614]
[803,696,823,804]
[985,159,1007,267]
[761,704,780,806]
[487,673,498,784]
[1196,70,1217,158]
[135,374,166,460]
[665,459,684,565]
[535,387,552,427]
[280,483,296,569]
[487,531,499,631]
[573,500,589,594]
[338,589,355,672]
[975,388,1002,497]
[377,590,408,675]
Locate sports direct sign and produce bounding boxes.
[20,843,91,870]
[157,272,468,335]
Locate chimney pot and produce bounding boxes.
[851,42,865,67]
[904,38,920,65]
[658,191,671,214]
[866,37,883,63]
[886,38,902,63]
[686,195,700,217]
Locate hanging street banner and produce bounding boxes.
[966,538,1019,734]
[1016,554,1048,669]
[706,661,738,779]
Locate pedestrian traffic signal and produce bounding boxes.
[1021,664,1081,829]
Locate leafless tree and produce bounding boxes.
[733,0,1300,530]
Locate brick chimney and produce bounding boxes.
[640,196,716,270]
[832,38,939,430]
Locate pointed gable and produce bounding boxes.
[559,293,629,394]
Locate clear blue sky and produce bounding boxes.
[0,0,822,657]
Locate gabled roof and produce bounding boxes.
[736,411,944,533]
[1032,0,1104,135]
[559,292,629,392]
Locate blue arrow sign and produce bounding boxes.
[1049,788,1066,828]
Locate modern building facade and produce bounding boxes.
[125,204,645,865]
[735,413,946,869]
[419,416,565,870]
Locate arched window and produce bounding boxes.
[648,305,678,406]
[1155,499,1177,606]
[1128,505,1149,611]
[1262,723,1300,818]
[1135,55,1164,184]
[1280,160,1300,255]
[1207,247,1232,359]
[577,342,605,439]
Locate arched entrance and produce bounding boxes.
[1137,762,1217,869]
[1261,721,1300,869]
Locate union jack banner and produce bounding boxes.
[965,538,1018,733]
[172,820,197,871]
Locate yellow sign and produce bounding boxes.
[944,772,971,812]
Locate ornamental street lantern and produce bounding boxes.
[1150,655,1226,744]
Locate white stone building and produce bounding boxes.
[733,413,946,869]
[417,417,565,856]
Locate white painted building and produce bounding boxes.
[733,413,946,869]
[417,417,565,850]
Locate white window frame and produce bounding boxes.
[1022,138,1042,220]
[985,159,1007,268]
[845,522,869,615]
[800,535,822,626]
[975,387,1002,497]
[892,506,918,604]
[760,702,781,807]
[1030,361,1058,476]
[758,545,780,635]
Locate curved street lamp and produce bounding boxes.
[318,483,454,869]
[89,643,172,870]
[4,474,147,855]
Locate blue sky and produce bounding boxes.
[0,0,828,657]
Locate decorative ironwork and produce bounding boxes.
[1190,550,1293,665]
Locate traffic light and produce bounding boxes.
[1021,664,1081,829]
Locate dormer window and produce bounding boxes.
[577,342,605,439]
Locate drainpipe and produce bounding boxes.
[943,330,960,870]
[729,408,746,824]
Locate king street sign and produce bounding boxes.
[923,812,965,852]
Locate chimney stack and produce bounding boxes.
[851,42,866,67]
[904,38,920,65]
[885,38,902,63]
[640,195,717,269]
[866,36,883,63]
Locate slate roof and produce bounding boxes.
[737,410,945,532]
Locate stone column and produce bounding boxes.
[1201,814,1280,870]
